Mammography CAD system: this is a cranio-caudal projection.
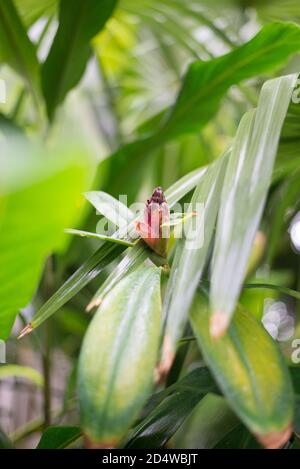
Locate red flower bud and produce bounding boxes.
[135,187,170,258]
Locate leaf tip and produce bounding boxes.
[155,335,175,384]
[209,311,229,339]
[18,324,33,339]
[86,298,101,313]
[256,423,293,449]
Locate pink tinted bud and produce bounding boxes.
[135,187,170,258]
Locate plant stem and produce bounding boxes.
[41,256,54,428]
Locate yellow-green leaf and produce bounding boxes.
[190,295,293,449]
[78,264,161,447]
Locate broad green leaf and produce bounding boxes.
[0,0,40,102]
[36,426,81,449]
[0,137,90,340]
[190,296,294,448]
[42,0,118,120]
[125,367,218,448]
[210,74,298,337]
[21,167,207,334]
[161,151,229,369]
[0,364,43,387]
[85,191,134,228]
[161,23,300,140]
[78,265,161,447]
[104,22,300,193]
[86,241,150,311]
[64,228,135,247]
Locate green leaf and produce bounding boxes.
[125,367,218,449]
[0,364,43,387]
[161,151,229,367]
[21,167,207,334]
[0,0,40,100]
[84,191,134,228]
[161,23,300,140]
[173,394,239,449]
[295,397,300,434]
[36,426,81,449]
[64,228,135,247]
[215,424,261,449]
[210,74,298,337]
[42,0,118,120]
[23,242,126,335]
[14,0,57,26]
[0,429,13,449]
[86,241,150,311]
[0,136,89,340]
[105,22,300,192]
[78,265,161,447]
[243,282,300,302]
[190,295,294,448]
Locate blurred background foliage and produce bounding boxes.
[0,0,300,449]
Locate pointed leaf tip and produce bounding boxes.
[256,423,292,449]
[209,311,229,339]
[18,324,33,339]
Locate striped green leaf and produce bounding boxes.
[210,74,298,337]
[42,0,118,120]
[78,265,161,447]
[0,0,40,103]
[161,151,229,372]
[190,295,294,448]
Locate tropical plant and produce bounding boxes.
[0,0,300,450]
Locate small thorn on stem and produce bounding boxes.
[18,324,33,339]
[209,311,229,339]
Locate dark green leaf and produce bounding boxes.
[0,0,40,101]
[42,0,118,120]
[125,367,218,448]
[0,429,13,449]
[36,426,81,449]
